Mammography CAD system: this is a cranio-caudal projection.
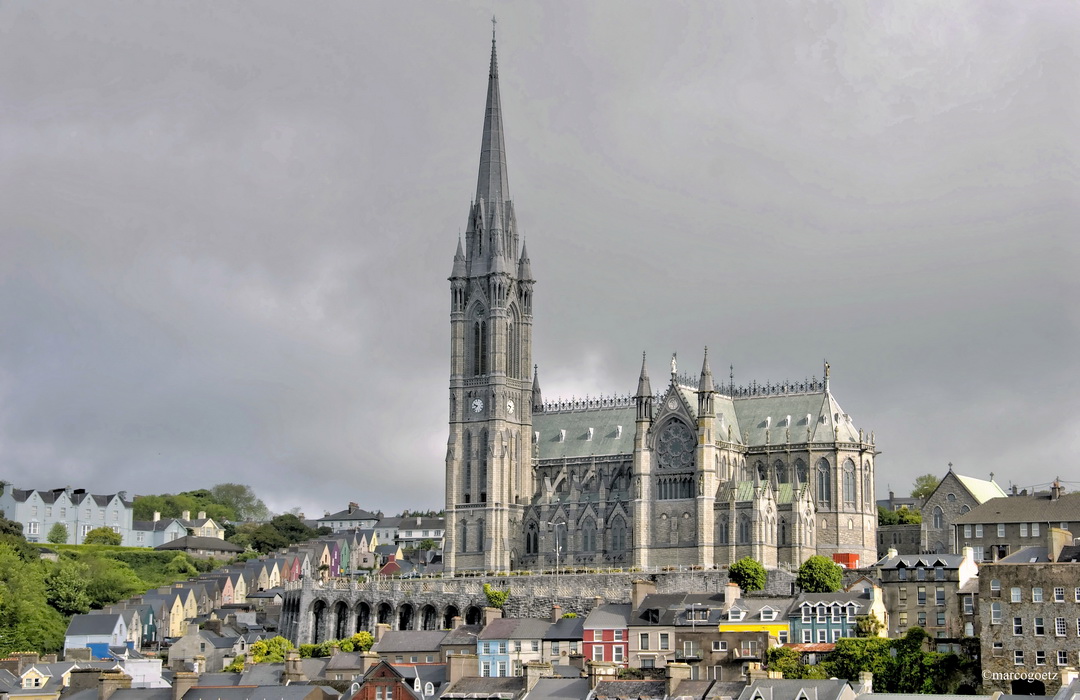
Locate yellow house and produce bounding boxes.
[716,598,795,646]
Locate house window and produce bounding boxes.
[1056,618,1067,636]
[936,612,945,626]
[659,633,669,650]
[816,605,826,622]
[1060,651,1070,667]
[998,523,1005,537]
[532,640,539,652]
[1033,587,1044,603]
[1035,617,1045,635]
[593,646,605,661]
[1020,524,1028,537]
[1011,587,1022,603]
[817,630,827,643]
[935,567,944,581]
[551,642,559,655]
[593,630,603,641]
[936,587,945,606]
[1032,523,1041,537]
[918,612,927,626]
[514,640,521,652]
[964,525,971,538]
[481,662,490,677]
[918,568,927,581]
[712,641,727,651]
[975,525,983,538]
[991,603,1002,624]
[899,612,908,627]
[1055,587,1066,602]
[613,646,624,662]
[899,587,908,605]
[60,507,66,518]
[26,522,39,535]
[1015,650,1024,666]
[1014,618,1024,635]
[802,630,812,643]
[918,586,926,605]
[1036,651,1046,666]
[802,606,811,623]
[639,634,649,650]
[614,630,624,641]
[499,642,507,654]
[963,597,973,615]
[497,662,507,677]
[898,568,908,581]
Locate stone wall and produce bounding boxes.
[281,568,802,645]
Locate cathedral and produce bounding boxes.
[443,32,878,574]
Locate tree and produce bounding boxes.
[0,544,67,654]
[855,614,885,637]
[210,483,269,521]
[728,556,766,592]
[896,508,922,524]
[911,474,940,501]
[765,646,828,679]
[483,583,509,609]
[47,522,69,544]
[82,527,123,546]
[877,506,899,526]
[44,559,91,616]
[797,555,843,593]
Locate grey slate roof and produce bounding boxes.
[954,492,1080,524]
[155,536,244,553]
[66,613,122,636]
[582,603,631,630]
[593,680,667,700]
[182,687,338,700]
[477,618,551,640]
[736,679,852,700]
[874,552,965,569]
[545,616,584,640]
[999,546,1050,563]
[442,677,524,698]
[526,678,590,700]
[373,631,448,653]
[441,624,482,646]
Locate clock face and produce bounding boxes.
[471,398,484,413]
[506,399,515,414]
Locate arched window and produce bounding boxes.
[525,523,538,554]
[779,518,789,545]
[506,309,520,379]
[843,459,856,505]
[756,461,767,480]
[817,459,831,506]
[795,458,808,484]
[472,319,488,377]
[775,460,787,483]
[459,521,468,553]
[738,515,751,544]
[581,518,597,552]
[476,519,485,552]
[610,517,626,552]
[946,493,956,502]
[960,505,970,514]
[933,506,943,529]
[863,464,872,505]
[718,516,729,544]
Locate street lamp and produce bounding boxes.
[549,522,566,608]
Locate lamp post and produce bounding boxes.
[550,522,565,608]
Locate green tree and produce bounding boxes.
[47,522,69,544]
[210,483,269,521]
[0,544,67,654]
[728,556,767,592]
[248,524,289,554]
[911,474,940,501]
[82,527,123,546]
[81,555,142,607]
[483,583,509,609]
[765,646,827,679]
[896,508,922,524]
[796,555,843,593]
[877,506,899,526]
[44,559,91,615]
[854,614,884,637]
[247,636,294,663]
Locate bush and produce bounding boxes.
[796,555,843,593]
[728,556,766,592]
[82,527,123,546]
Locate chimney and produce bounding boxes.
[40,654,57,664]
[587,661,618,690]
[15,653,40,674]
[451,615,463,630]
[182,510,191,521]
[203,619,222,635]
[631,579,657,610]
[197,511,206,520]
[447,654,478,686]
[523,661,553,691]
[68,667,105,695]
[854,671,874,695]
[1051,481,1063,501]
[153,511,161,522]
[1049,527,1072,562]
[550,605,562,623]
[284,649,305,683]
[172,671,199,700]
[349,502,358,513]
[666,662,692,696]
[192,655,206,675]
[98,670,132,700]
[375,623,391,643]
[723,582,742,612]
[886,547,898,559]
[747,663,768,682]
[357,652,381,675]
[482,607,503,626]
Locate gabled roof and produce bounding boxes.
[155,536,244,553]
[953,473,1008,504]
[874,552,965,569]
[545,616,585,640]
[372,630,448,654]
[478,618,552,641]
[954,492,1080,524]
[736,679,852,700]
[66,613,123,636]
[319,506,380,522]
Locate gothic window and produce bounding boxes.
[775,460,787,483]
[459,522,468,553]
[863,464,871,505]
[656,421,694,470]
[756,461,767,480]
[553,523,568,554]
[795,459,808,484]
[817,459,831,507]
[581,518,597,552]
[610,517,626,552]
[737,514,751,544]
[506,309,520,379]
[525,523,538,554]
[476,519,485,552]
[843,459,856,505]
[718,516,729,544]
[932,506,943,529]
[779,518,789,545]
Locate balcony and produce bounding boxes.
[675,647,703,662]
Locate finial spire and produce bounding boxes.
[698,347,715,393]
[476,18,509,211]
[636,352,652,397]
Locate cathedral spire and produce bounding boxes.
[698,347,715,393]
[451,236,467,278]
[475,19,510,215]
[532,364,543,412]
[636,352,652,397]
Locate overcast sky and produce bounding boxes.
[2,1,1077,519]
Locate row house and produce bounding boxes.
[979,528,1080,696]
[788,587,887,644]
[396,516,446,551]
[543,612,584,666]
[316,503,380,532]
[583,604,630,666]
[64,613,129,659]
[477,618,552,677]
[0,486,135,545]
[874,547,978,641]
[954,484,1080,563]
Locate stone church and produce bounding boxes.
[444,32,878,574]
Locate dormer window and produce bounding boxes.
[729,609,745,621]
[760,608,777,621]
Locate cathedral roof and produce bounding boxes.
[534,405,635,461]
[731,391,861,446]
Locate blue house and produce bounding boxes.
[477,618,552,677]
[788,588,886,644]
[65,613,130,659]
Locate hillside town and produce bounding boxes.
[3,466,1080,700]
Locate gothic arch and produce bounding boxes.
[816,458,831,507]
[775,460,787,483]
[843,459,856,506]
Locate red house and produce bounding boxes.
[583,604,631,666]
